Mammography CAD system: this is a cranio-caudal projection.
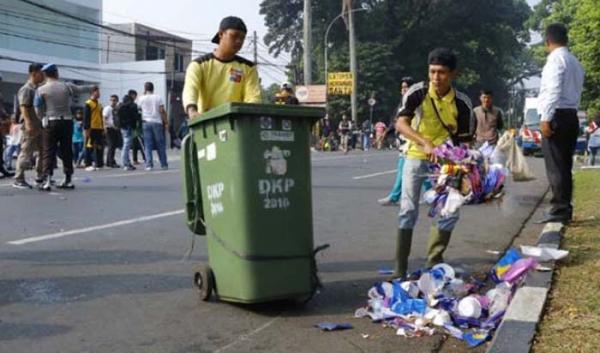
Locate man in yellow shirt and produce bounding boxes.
[393,48,474,278]
[183,16,262,118]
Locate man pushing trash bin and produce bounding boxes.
[182,16,262,118]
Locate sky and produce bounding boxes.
[103,0,289,86]
[103,0,542,87]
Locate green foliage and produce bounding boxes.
[260,0,534,122]
[262,83,281,104]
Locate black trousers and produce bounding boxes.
[105,127,122,166]
[84,129,105,168]
[541,109,579,220]
[43,120,74,177]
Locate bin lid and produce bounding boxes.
[189,103,325,128]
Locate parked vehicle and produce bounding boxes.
[517,97,542,156]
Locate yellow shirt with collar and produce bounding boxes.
[182,53,262,114]
[407,83,458,160]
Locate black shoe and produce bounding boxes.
[0,169,15,178]
[13,180,33,189]
[41,177,52,192]
[34,179,44,188]
[57,175,75,189]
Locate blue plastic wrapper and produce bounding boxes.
[315,322,354,331]
[491,248,522,283]
[378,268,394,276]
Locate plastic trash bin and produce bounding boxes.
[181,102,326,304]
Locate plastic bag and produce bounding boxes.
[504,133,535,181]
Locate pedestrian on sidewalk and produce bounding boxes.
[182,16,261,118]
[393,48,474,278]
[137,82,168,171]
[103,94,121,168]
[4,116,22,171]
[379,76,415,206]
[0,74,15,179]
[72,109,85,168]
[473,90,504,147]
[338,114,351,154]
[586,112,600,166]
[36,64,94,191]
[118,93,141,171]
[13,63,45,188]
[83,86,105,172]
[537,23,585,224]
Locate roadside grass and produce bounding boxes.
[532,170,600,353]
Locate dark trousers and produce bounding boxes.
[105,127,121,166]
[541,109,579,220]
[43,120,74,177]
[84,129,105,168]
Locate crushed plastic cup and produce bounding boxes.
[418,272,445,297]
[458,296,482,319]
[432,310,452,327]
[487,282,512,316]
[400,281,420,298]
[445,278,468,298]
[432,263,456,280]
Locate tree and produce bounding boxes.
[260,0,533,122]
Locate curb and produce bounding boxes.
[486,222,565,353]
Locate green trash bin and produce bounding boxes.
[181,102,326,304]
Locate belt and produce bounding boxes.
[47,116,72,121]
[555,108,577,113]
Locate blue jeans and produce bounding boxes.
[4,145,19,169]
[142,122,168,169]
[388,156,405,202]
[398,158,459,232]
[588,146,599,166]
[121,127,134,167]
[362,133,370,151]
[72,141,84,165]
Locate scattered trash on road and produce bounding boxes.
[354,247,542,348]
[378,268,394,276]
[315,322,354,331]
[520,245,569,261]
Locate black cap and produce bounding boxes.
[211,16,247,44]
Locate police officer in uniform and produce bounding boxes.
[35,64,94,191]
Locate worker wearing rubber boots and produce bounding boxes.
[182,16,261,119]
[393,48,474,278]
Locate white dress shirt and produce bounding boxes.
[538,47,585,122]
[102,105,116,128]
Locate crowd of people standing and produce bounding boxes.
[0,63,179,191]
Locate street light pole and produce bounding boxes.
[323,7,368,115]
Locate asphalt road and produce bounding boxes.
[0,150,548,353]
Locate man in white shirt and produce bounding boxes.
[103,94,121,168]
[537,23,585,224]
[137,82,169,170]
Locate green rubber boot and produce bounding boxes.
[393,228,413,279]
[426,227,452,268]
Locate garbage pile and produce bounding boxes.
[354,249,538,348]
[422,141,507,218]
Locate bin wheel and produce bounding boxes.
[193,264,214,301]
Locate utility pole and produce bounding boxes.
[253,31,258,65]
[303,0,312,84]
[348,1,358,123]
[105,35,110,63]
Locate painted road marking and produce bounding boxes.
[352,169,397,180]
[7,209,184,245]
[213,317,280,353]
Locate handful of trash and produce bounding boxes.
[355,249,539,348]
[423,140,507,218]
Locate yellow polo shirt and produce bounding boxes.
[406,83,458,160]
[182,53,262,114]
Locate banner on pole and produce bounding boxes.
[327,72,353,95]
